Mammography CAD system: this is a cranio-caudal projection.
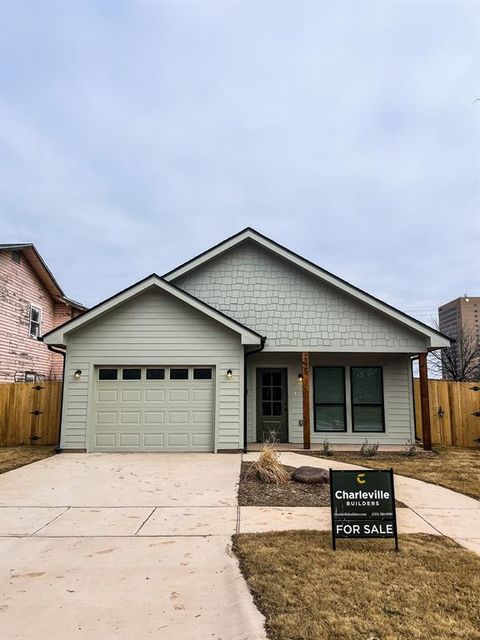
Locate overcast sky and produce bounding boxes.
[1,1,478,322]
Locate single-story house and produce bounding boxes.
[41,228,450,452]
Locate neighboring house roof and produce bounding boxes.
[0,243,86,311]
[163,227,451,349]
[41,274,264,346]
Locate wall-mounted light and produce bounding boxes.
[298,373,303,383]
[74,370,82,379]
[226,369,233,379]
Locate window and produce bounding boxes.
[99,368,118,380]
[313,367,346,431]
[11,250,21,264]
[29,305,41,338]
[122,368,141,380]
[351,367,384,432]
[146,368,165,380]
[193,368,212,380]
[170,368,188,380]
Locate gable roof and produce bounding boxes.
[163,228,451,349]
[0,243,86,310]
[41,273,264,346]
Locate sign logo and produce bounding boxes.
[329,468,399,551]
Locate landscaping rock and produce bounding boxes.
[291,466,329,485]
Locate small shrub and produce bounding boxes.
[248,443,290,484]
[321,438,333,457]
[402,440,418,457]
[359,439,379,457]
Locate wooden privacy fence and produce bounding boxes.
[414,379,480,448]
[0,382,62,446]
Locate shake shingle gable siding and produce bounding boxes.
[174,241,427,352]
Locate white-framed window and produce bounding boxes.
[29,304,42,338]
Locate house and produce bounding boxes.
[0,244,85,382]
[41,228,450,452]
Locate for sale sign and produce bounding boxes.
[329,469,399,550]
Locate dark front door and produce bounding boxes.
[256,368,288,443]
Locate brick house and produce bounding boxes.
[0,244,85,382]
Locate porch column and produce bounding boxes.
[301,352,311,449]
[418,353,432,451]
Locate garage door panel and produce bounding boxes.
[168,389,190,402]
[93,366,215,451]
[143,433,165,446]
[144,411,165,424]
[120,389,142,402]
[95,433,116,447]
[119,411,141,424]
[145,389,165,402]
[96,411,117,425]
[97,390,118,403]
[119,433,141,447]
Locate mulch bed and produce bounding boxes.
[297,450,438,461]
[239,462,330,507]
[238,461,406,507]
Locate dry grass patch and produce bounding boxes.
[0,446,56,474]
[300,447,480,500]
[233,530,480,640]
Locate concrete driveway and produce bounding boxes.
[1,453,266,640]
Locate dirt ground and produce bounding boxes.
[0,446,56,474]
[238,462,405,507]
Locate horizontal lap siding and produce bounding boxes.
[61,289,243,450]
[247,353,414,445]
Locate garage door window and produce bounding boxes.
[122,368,141,380]
[99,368,118,380]
[193,368,212,380]
[146,368,165,380]
[170,368,188,380]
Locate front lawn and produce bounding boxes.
[233,530,480,640]
[300,447,480,501]
[0,446,56,474]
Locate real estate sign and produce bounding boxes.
[329,469,399,551]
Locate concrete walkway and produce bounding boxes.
[244,451,480,554]
[1,454,266,640]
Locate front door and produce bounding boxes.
[256,368,288,443]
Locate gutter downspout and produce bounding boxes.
[243,336,266,453]
[46,343,66,452]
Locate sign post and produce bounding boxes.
[330,468,399,551]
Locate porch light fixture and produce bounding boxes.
[74,370,82,379]
[226,369,233,379]
[298,373,303,383]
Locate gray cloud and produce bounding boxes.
[1,1,478,319]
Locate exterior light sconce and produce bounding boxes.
[226,369,233,379]
[298,373,303,383]
[74,370,82,379]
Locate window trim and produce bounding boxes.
[29,304,42,339]
[313,366,347,433]
[350,366,386,433]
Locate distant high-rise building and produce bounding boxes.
[438,295,480,379]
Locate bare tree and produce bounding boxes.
[429,321,480,381]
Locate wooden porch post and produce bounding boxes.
[418,353,432,451]
[302,352,311,450]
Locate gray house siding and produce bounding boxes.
[60,288,244,451]
[175,241,429,352]
[247,352,415,445]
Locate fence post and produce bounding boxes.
[418,353,432,451]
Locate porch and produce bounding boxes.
[245,351,432,450]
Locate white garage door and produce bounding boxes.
[92,366,215,451]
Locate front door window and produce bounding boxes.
[256,368,288,442]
